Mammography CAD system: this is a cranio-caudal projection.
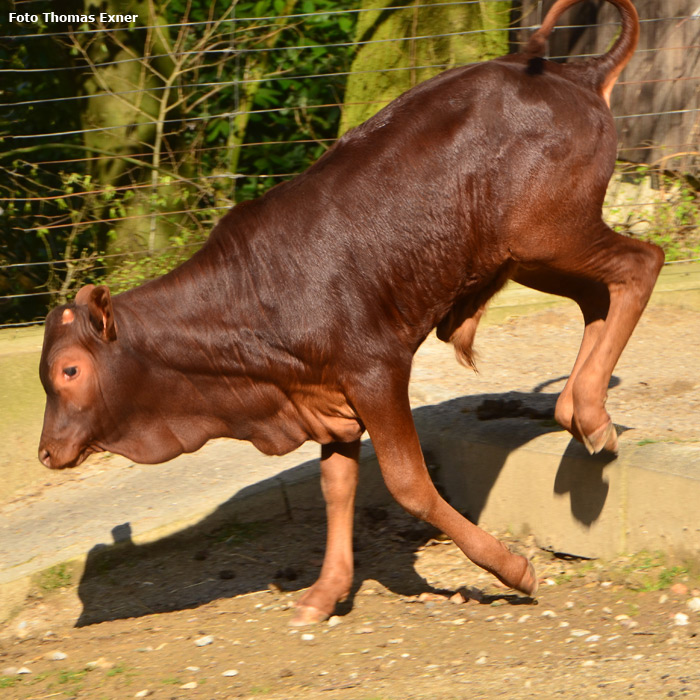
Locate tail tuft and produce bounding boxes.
[525,56,546,76]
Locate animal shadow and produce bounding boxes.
[75,386,618,627]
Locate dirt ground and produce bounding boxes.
[1,299,699,700]
[2,502,700,700]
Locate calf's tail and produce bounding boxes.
[525,0,639,104]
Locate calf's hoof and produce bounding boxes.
[493,555,538,598]
[515,559,539,598]
[289,604,330,627]
[581,419,618,455]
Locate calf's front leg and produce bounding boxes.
[290,440,360,626]
[354,380,538,597]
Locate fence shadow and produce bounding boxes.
[74,383,621,628]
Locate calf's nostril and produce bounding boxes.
[39,448,52,467]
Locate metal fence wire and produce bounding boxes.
[1,0,698,328]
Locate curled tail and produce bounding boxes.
[525,0,639,105]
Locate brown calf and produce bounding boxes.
[39,0,663,625]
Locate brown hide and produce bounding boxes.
[39,2,656,470]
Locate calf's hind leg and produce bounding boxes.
[354,380,538,596]
[512,266,609,445]
[291,440,360,626]
[518,225,663,454]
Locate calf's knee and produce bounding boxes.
[383,471,440,521]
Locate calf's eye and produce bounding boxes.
[63,366,79,379]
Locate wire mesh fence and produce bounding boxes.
[1,0,698,329]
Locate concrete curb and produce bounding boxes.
[416,408,700,559]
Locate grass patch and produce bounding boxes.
[161,676,183,685]
[612,551,693,592]
[106,663,128,677]
[0,676,18,688]
[38,563,73,591]
[211,521,268,546]
[57,669,88,684]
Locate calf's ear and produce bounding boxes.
[75,284,117,342]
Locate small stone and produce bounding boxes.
[615,614,630,621]
[388,638,404,644]
[518,614,531,623]
[17,667,32,675]
[582,660,596,667]
[541,610,557,619]
[355,626,374,634]
[301,633,315,641]
[194,635,214,647]
[586,635,602,643]
[2,667,17,676]
[449,591,467,604]
[475,656,487,665]
[46,651,68,661]
[671,583,689,596]
[570,629,591,637]
[85,657,115,670]
[135,691,152,698]
[180,681,198,689]
[185,666,200,672]
[564,601,575,609]
[543,578,557,586]
[222,669,239,677]
[673,613,690,626]
[327,616,342,628]
[659,594,669,604]
[687,598,700,613]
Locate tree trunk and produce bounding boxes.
[80,0,185,255]
[340,0,511,134]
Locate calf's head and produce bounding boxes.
[38,284,119,469]
[39,284,205,469]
